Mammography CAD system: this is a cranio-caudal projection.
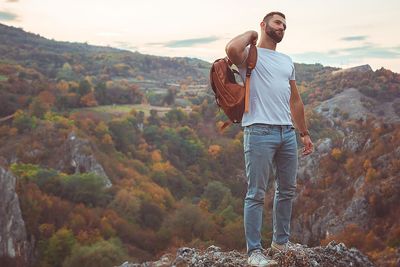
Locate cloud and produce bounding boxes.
[292,45,400,67]
[341,36,368,42]
[341,45,400,58]
[152,36,219,48]
[0,11,18,21]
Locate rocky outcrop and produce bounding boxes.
[315,88,370,121]
[0,128,112,188]
[297,87,400,249]
[342,132,368,153]
[315,88,400,124]
[0,166,31,264]
[116,242,375,267]
[60,132,112,187]
[332,64,373,75]
[292,195,370,246]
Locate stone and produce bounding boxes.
[62,132,112,187]
[0,166,31,264]
[116,243,375,267]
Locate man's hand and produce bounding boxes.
[226,31,258,66]
[300,135,313,156]
[248,30,258,45]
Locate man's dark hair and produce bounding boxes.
[263,12,286,23]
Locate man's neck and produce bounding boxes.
[258,37,277,50]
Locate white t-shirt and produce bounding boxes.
[239,47,295,127]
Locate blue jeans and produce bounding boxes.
[243,124,298,254]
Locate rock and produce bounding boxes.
[116,243,375,267]
[353,175,365,193]
[61,132,112,187]
[314,87,400,124]
[342,197,369,229]
[342,133,366,153]
[376,153,391,170]
[395,146,400,158]
[292,192,370,246]
[332,65,373,75]
[363,138,372,151]
[297,138,331,181]
[314,88,370,121]
[0,166,31,265]
[119,261,134,267]
[316,138,332,154]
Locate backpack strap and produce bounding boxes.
[244,45,257,113]
[220,120,232,130]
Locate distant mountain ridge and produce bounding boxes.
[0,23,210,83]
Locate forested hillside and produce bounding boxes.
[0,23,399,267]
[0,23,209,118]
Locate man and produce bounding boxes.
[225,12,314,267]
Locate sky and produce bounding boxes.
[1,0,400,73]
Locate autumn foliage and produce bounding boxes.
[0,23,399,267]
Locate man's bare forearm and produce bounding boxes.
[225,31,258,66]
[291,101,308,133]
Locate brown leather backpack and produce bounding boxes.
[210,45,257,128]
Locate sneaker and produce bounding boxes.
[247,249,278,267]
[270,241,295,254]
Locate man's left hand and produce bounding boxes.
[301,135,313,156]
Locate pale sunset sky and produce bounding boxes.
[1,0,400,73]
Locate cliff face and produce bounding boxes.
[294,135,371,244]
[59,132,112,187]
[0,129,112,187]
[0,167,31,265]
[0,128,112,265]
[116,242,375,267]
[290,87,400,266]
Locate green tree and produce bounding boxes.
[163,88,176,106]
[147,109,161,125]
[60,173,110,206]
[161,127,205,168]
[94,81,108,105]
[108,118,140,154]
[29,97,50,118]
[164,203,215,242]
[138,202,164,230]
[12,110,37,133]
[57,63,75,81]
[143,125,162,144]
[78,80,91,97]
[202,181,231,211]
[154,172,192,199]
[165,108,188,126]
[219,205,238,223]
[62,238,129,267]
[42,228,76,267]
[108,188,141,221]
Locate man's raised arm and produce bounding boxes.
[225,31,258,66]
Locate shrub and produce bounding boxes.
[62,238,129,267]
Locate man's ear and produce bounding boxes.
[260,21,268,32]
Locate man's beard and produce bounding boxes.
[266,26,283,43]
